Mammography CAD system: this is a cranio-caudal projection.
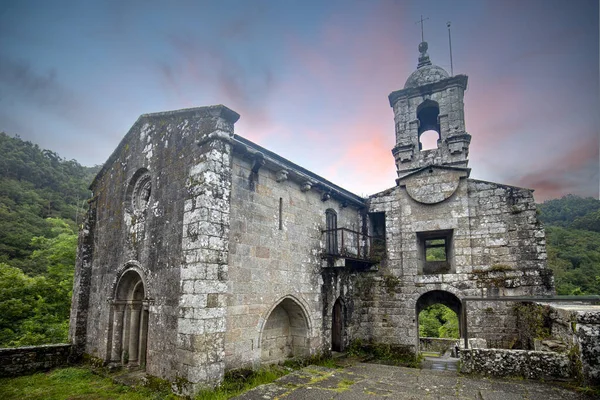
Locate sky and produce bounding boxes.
[0,0,598,201]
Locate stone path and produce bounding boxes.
[232,363,595,399]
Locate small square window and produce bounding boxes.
[417,230,454,275]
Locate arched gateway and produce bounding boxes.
[108,269,149,368]
[416,290,462,352]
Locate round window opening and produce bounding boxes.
[132,173,152,212]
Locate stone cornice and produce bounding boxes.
[388,74,468,107]
[396,164,471,186]
[232,135,366,208]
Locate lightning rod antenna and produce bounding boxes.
[447,21,454,76]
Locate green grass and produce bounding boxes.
[0,367,177,400]
[0,354,341,400]
[195,365,289,400]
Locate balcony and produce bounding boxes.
[321,228,385,268]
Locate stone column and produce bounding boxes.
[121,304,131,364]
[128,303,142,365]
[110,303,125,363]
[138,304,149,367]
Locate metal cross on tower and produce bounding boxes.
[416,15,429,42]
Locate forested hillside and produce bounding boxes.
[539,195,600,295]
[0,132,99,346]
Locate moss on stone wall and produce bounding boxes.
[514,303,552,349]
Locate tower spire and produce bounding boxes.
[415,15,431,69]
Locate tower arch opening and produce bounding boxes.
[417,100,440,151]
[260,298,310,365]
[109,269,149,368]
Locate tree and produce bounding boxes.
[419,304,459,339]
[0,219,77,346]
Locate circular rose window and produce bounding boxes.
[131,172,151,213]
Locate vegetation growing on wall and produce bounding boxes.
[513,303,552,350]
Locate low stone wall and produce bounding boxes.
[459,348,571,381]
[546,304,600,386]
[0,344,72,377]
[419,337,458,355]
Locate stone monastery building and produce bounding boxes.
[70,42,553,392]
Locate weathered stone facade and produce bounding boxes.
[70,42,554,393]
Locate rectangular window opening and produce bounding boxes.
[417,230,454,275]
[369,212,386,258]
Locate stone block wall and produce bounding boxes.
[463,302,600,385]
[176,130,234,391]
[460,348,571,381]
[225,150,363,368]
[539,304,600,385]
[0,344,71,377]
[467,180,548,276]
[360,175,552,352]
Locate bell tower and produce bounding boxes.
[389,40,471,179]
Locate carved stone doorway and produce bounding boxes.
[109,270,149,368]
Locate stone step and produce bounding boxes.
[421,356,459,372]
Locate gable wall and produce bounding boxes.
[71,110,237,387]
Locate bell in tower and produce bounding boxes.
[389,40,471,179]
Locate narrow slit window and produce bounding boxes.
[279,197,283,230]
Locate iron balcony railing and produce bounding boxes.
[321,227,385,264]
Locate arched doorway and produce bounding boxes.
[331,298,344,352]
[416,290,461,354]
[109,270,149,368]
[260,298,310,365]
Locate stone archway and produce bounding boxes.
[416,290,462,353]
[260,298,310,364]
[109,269,149,368]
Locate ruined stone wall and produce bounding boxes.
[360,175,552,351]
[0,344,71,377]
[459,348,571,380]
[543,304,600,385]
[225,154,362,368]
[71,106,239,389]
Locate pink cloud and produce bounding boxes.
[514,136,599,201]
